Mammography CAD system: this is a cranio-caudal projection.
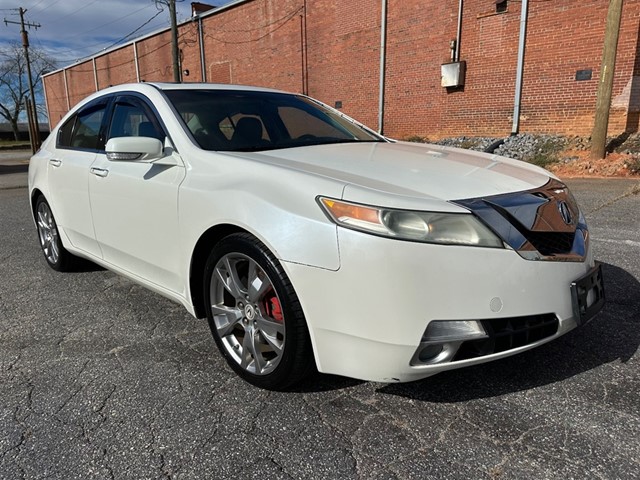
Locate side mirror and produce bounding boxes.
[106,137,177,165]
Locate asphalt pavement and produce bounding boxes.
[1,160,639,479]
[0,149,29,190]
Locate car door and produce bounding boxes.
[88,94,186,293]
[47,98,110,258]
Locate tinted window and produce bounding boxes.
[71,105,106,150]
[57,117,75,148]
[164,90,381,152]
[57,102,107,150]
[278,106,349,139]
[107,99,165,142]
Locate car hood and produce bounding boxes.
[226,141,552,209]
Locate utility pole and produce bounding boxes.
[169,0,181,82]
[4,7,41,152]
[591,0,624,160]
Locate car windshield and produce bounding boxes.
[163,89,383,152]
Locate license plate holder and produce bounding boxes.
[570,262,605,326]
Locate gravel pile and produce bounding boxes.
[432,133,567,161]
[434,136,497,152]
[420,133,640,163]
[492,134,567,161]
[614,133,640,154]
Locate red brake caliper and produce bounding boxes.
[265,295,284,323]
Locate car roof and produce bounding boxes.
[77,83,292,104]
[147,82,289,94]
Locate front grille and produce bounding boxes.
[454,178,588,261]
[527,231,576,256]
[452,313,559,361]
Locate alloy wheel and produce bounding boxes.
[209,253,286,375]
[36,201,60,265]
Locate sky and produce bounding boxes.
[0,0,232,69]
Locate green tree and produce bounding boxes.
[0,42,56,141]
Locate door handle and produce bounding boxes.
[49,159,62,167]
[90,167,109,178]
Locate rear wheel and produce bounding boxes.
[204,233,313,390]
[35,196,77,272]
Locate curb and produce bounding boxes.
[0,145,32,151]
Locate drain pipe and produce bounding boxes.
[378,0,388,135]
[198,15,206,82]
[511,0,529,135]
[454,0,463,62]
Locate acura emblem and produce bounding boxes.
[558,201,573,225]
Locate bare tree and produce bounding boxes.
[0,42,56,141]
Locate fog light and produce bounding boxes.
[411,341,460,365]
[411,320,489,366]
[418,344,444,362]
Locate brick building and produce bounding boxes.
[42,0,640,140]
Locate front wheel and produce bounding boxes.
[204,233,313,390]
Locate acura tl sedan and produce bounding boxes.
[29,83,604,390]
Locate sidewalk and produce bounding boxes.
[0,149,30,190]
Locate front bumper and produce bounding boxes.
[283,228,603,383]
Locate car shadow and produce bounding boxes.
[377,262,639,402]
[71,258,106,272]
[143,164,174,180]
[290,373,365,393]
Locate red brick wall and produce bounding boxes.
[515,0,639,136]
[137,30,176,82]
[93,45,137,90]
[43,0,640,139]
[383,0,640,138]
[384,0,452,137]
[178,20,204,82]
[64,61,97,113]
[305,0,382,128]
[43,70,69,128]
[197,0,304,91]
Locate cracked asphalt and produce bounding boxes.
[1,177,639,479]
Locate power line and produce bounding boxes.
[102,8,164,51]
[204,6,303,45]
[27,0,52,11]
[60,27,192,74]
[46,0,101,25]
[28,0,65,14]
[53,9,168,64]
[30,12,169,64]
[62,3,157,40]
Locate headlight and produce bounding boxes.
[318,197,503,247]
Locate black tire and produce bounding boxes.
[34,196,78,272]
[204,233,314,390]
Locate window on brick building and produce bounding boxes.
[495,1,508,13]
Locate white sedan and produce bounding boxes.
[29,83,605,390]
